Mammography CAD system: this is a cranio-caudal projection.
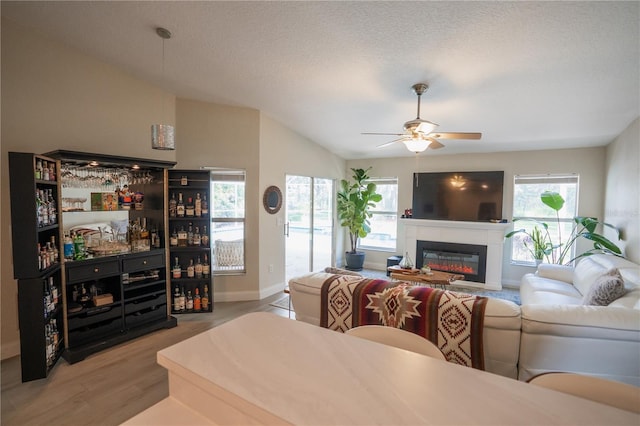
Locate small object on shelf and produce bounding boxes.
[399,251,414,269]
[93,293,114,307]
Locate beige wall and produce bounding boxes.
[174,98,262,300]
[347,146,607,286]
[605,117,640,263]
[1,19,178,359]
[1,19,346,359]
[258,114,346,289]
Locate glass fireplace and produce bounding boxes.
[416,240,487,283]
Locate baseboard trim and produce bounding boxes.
[1,340,20,361]
[213,282,285,302]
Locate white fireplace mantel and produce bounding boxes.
[400,219,510,290]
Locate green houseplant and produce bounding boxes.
[506,191,623,265]
[337,167,382,270]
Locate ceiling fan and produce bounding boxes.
[362,83,482,153]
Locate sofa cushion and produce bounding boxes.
[323,267,363,277]
[582,269,626,306]
[520,274,583,306]
[573,257,610,296]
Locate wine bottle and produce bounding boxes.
[202,284,209,311]
[169,192,177,217]
[172,257,181,279]
[195,256,203,278]
[187,259,195,278]
[203,254,210,278]
[194,287,201,311]
[195,193,202,217]
[186,290,194,311]
[186,197,195,217]
[176,193,185,217]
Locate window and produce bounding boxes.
[511,174,579,264]
[210,169,246,274]
[359,177,398,251]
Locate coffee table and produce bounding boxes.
[388,265,464,288]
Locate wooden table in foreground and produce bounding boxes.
[389,265,464,288]
[123,312,638,425]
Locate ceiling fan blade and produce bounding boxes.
[376,136,407,148]
[362,132,405,136]
[427,138,445,150]
[430,132,482,140]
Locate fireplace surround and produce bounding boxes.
[417,240,487,283]
[400,218,509,289]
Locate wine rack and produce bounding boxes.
[9,152,64,381]
[167,170,213,313]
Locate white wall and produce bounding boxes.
[605,117,640,263]
[347,146,607,286]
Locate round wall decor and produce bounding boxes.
[263,185,282,214]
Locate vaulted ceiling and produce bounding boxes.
[2,1,638,159]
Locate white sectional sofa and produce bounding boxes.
[288,271,522,379]
[518,254,640,386]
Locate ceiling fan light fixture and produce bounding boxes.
[403,119,438,135]
[403,138,430,153]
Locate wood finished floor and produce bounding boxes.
[1,293,292,426]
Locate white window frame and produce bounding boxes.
[511,174,579,265]
[209,169,246,275]
[358,177,398,252]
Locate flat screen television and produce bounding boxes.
[411,171,504,222]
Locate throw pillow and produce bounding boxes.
[582,269,626,306]
[324,267,363,277]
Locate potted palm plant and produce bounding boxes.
[506,191,623,265]
[337,167,382,270]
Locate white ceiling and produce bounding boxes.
[2,1,638,159]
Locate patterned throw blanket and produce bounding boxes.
[320,275,488,370]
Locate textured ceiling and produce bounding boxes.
[2,1,638,159]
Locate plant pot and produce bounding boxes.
[345,251,365,271]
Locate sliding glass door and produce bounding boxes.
[285,175,334,281]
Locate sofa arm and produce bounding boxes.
[536,263,574,284]
[521,305,640,339]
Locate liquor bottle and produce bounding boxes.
[173,284,181,312]
[42,161,50,181]
[185,290,194,311]
[203,254,210,278]
[180,175,188,186]
[193,226,201,246]
[195,193,202,217]
[63,233,74,260]
[187,259,195,278]
[35,159,43,180]
[47,189,57,225]
[172,257,182,279]
[179,287,186,312]
[187,222,194,246]
[186,197,195,217]
[201,225,209,248]
[36,190,43,227]
[50,276,58,306]
[194,287,202,311]
[177,226,188,247]
[202,284,209,311]
[49,161,56,181]
[176,193,185,217]
[50,236,59,263]
[169,192,177,217]
[201,194,209,216]
[73,232,86,260]
[170,228,178,247]
[195,256,203,278]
